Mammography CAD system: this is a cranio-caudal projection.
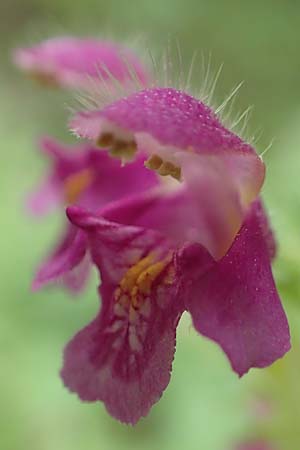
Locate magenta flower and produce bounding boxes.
[13,37,148,89]
[23,52,289,424]
[30,136,158,292]
[51,188,290,424]
[55,76,291,423]
[70,87,266,260]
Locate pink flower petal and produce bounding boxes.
[27,177,62,216]
[63,207,182,423]
[13,37,148,89]
[61,305,179,424]
[32,226,88,292]
[181,201,290,376]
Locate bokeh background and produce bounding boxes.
[1,1,300,449]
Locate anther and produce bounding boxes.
[145,154,163,170]
[96,132,114,147]
[145,154,181,181]
[96,132,137,161]
[109,140,137,160]
[158,161,181,180]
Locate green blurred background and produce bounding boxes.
[1,1,300,449]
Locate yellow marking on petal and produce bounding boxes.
[114,252,173,310]
[145,154,181,181]
[135,260,167,295]
[119,253,156,293]
[112,254,175,352]
[64,168,94,203]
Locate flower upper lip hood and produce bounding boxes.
[13,37,149,89]
[72,87,255,154]
[70,87,265,259]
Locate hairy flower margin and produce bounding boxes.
[15,37,290,425]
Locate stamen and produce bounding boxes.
[109,139,137,160]
[144,154,163,170]
[145,154,181,181]
[96,132,114,147]
[96,132,137,161]
[157,161,181,180]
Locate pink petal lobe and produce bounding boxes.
[32,226,88,292]
[63,207,183,423]
[13,37,148,89]
[27,177,61,216]
[181,201,290,376]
